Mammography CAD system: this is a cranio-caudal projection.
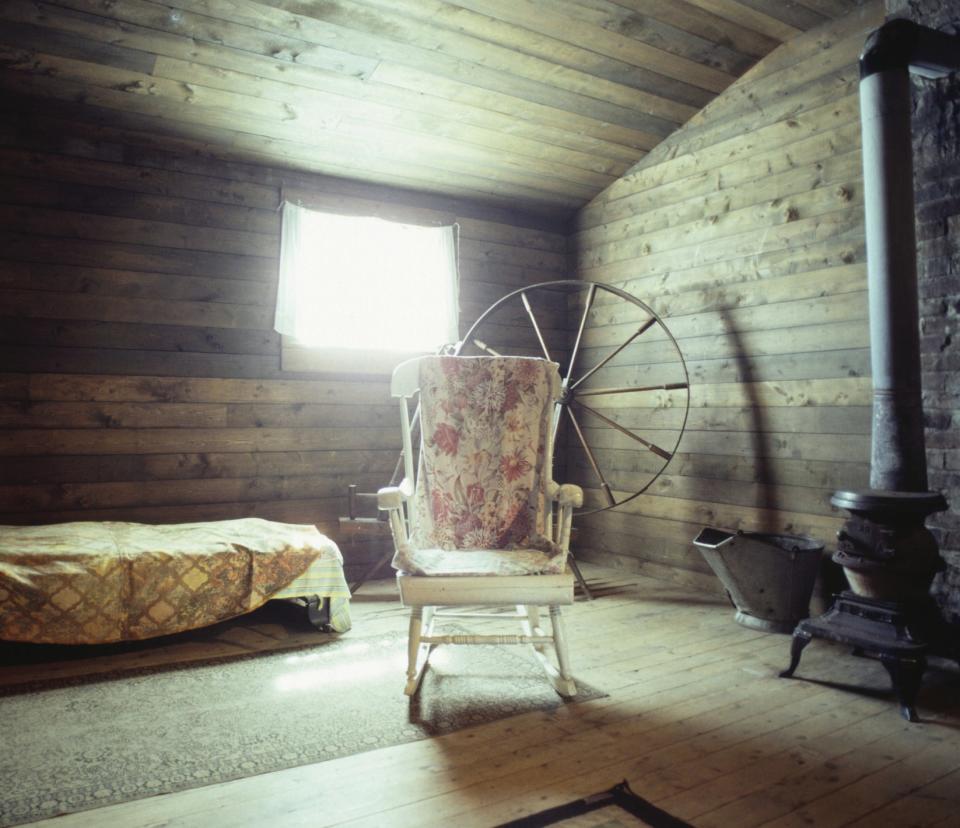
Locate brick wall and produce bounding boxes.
[888,0,960,620]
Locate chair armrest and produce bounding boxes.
[378,480,414,552]
[548,482,582,553]
[377,487,404,511]
[377,478,414,511]
[551,483,584,509]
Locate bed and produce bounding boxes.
[0,518,351,644]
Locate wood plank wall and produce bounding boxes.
[0,106,568,576]
[569,3,884,592]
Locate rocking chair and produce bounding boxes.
[377,355,583,697]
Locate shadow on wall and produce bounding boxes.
[714,309,847,613]
[716,308,780,533]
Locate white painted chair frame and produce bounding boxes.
[377,357,583,697]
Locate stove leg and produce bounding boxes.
[880,654,925,723]
[779,630,813,678]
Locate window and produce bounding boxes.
[275,203,459,372]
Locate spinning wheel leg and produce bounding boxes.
[567,556,593,600]
[348,550,393,594]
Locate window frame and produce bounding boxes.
[275,198,461,376]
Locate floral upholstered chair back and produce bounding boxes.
[392,356,566,577]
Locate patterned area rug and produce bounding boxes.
[0,599,341,688]
[0,628,604,827]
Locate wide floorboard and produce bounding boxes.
[17,566,960,827]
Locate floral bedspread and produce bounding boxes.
[0,519,335,644]
[394,356,566,576]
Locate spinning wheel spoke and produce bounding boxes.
[455,279,690,516]
[566,282,597,382]
[569,317,656,391]
[520,291,552,362]
[573,400,673,461]
[566,406,617,507]
[576,381,689,397]
[472,338,502,356]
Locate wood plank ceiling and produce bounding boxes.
[1,0,863,219]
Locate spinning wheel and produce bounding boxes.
[456,280,690,517]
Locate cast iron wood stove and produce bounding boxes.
[782,490,948,722]
[779,20,960,722]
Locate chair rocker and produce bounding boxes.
[378,355,583,697]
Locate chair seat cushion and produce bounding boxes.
[394,546,566,577]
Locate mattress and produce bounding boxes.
[0,518,351,644]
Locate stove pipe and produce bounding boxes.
[859,19,960,491]
[829,20,959,602]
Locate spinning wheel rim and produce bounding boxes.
[456,279,690,516]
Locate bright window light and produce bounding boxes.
[275,204,459,352]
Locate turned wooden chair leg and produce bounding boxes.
[404,605,437,696]
[519,604,547,654]
[549,605,577,698]
[526,604,541,630]
[405,606,425,696]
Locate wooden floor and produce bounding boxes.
[21,565,960,828]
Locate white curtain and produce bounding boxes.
[275,203,459,352]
